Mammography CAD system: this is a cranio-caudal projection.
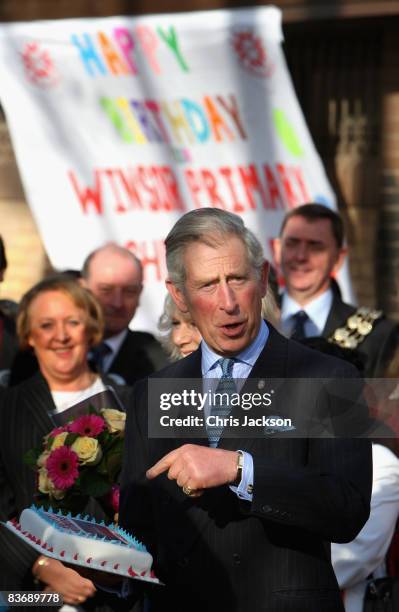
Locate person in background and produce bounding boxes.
[275,203,398,377]
[158,294,202,360]
[332,443,399,612]
[0,235,18,386]
[0,275,132,611]
[81,243,168,386]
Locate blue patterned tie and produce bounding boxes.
[208,358,236,448]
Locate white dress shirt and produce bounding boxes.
[201,320,270,501]
[280,288,334,338]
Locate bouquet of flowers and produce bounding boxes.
[24,408,125,519]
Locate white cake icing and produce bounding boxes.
[13,506,157,581]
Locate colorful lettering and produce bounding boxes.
[135,25,161,74]
[113,27,138,74]
[203,96,234,142]
[217,95,247,139]
[100,97,134,143]
[181,99,209,143]
[71,33,106,76]
[157,26,189,72]
[162,101,194,144]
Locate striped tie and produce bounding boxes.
[208,358,236,448]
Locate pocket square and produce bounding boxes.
[263,415,296,435]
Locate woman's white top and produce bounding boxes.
[332,444,399,612]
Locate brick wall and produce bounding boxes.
[0,118,48,302]
[377,29,399,318]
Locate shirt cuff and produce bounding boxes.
[229,450,253,501]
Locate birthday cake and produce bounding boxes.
[5,505,159,582]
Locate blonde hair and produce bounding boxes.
[17,274,104,350]
[158,294,199,361]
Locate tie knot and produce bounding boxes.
[93,342,112,358]
[290,310,309,341]
[293,310,308,323]
[218,357,235,377]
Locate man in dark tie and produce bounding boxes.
[81,243,168,386]
[119,208,372,612]
[275,203,398,377]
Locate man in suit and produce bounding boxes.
[274,203,398,377]
[81,243,168,385]
[119,208,372,612]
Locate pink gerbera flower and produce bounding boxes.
[46,446,79,490]
[68,414,105,437]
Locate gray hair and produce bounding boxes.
[165,208,265,290]
[157,294,191,361]
[81,242,143,280]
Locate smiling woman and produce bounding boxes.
[0,276,130,610]
[17,276,103,390]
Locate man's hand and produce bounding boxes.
[146,444,238,492]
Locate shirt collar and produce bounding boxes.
[201,320,269,376]
[281,288,333,335]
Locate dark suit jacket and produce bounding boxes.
[0,310,18,375]
[107,330,169,386]
[322,295,399,378]
[119,326,372,612]
[0,372,133,611]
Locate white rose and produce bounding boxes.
[38,467,65,499]
[101,409,126,433]
[51,432,69,450]
[71,436,102,465]
[37,450,50,468]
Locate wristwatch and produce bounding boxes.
[234,450,244,486]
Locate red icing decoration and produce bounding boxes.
[73,553,78,560]
[101,561,107,567]
[128,567,137,576]
[60,551,65,557]
[86,558,92,564]
[113,563,119,570]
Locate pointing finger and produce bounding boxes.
[146,448,179,479]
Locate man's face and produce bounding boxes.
[168,236,268,357]
[83,251,142,337]
[277,216,346,304]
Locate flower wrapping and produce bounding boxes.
[24,407,125,518]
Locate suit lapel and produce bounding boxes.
[322,295,354,337]
[174,349,208,447]
[24,372,57,435]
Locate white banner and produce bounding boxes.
[0,7,343,330]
